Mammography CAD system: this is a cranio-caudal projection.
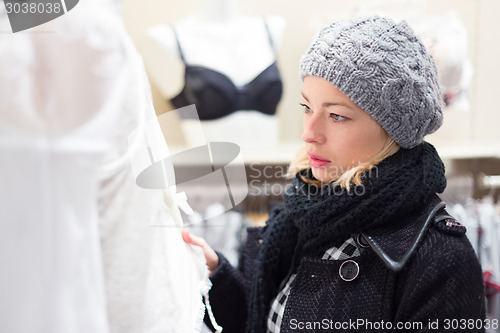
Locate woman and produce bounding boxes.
[183,16,485,333]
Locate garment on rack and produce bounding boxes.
[477,199,500,326]
[447,198,500,328]
[98,57,211,333]
[170,19,283,120]
[0,1,125,332]
[0,1,214,332]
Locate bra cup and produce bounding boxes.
[170,63,283,120]
[244,63,283,115]
[247,62,281,87]
[169,21,283,120]
[196,87,234,120]
[252,80,283,116]
[187,66,239,120]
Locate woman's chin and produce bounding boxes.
[311,167,338,184]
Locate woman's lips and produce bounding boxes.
[307,152,331,168]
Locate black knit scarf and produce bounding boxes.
[246,142,447,333]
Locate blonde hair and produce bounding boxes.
[287,138,400,191]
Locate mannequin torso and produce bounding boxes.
[143,1,285,156]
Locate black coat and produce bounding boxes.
[205,197,486,332]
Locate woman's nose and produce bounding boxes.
[302,113,326,144]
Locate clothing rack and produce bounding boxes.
[481,174,500,191]
[443,173,500,329]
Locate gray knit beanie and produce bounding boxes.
[300,16,443,149]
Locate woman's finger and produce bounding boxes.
[182,228,205,247]
[181,228,219,274]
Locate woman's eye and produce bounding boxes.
[300,103,312,113]
[331,113,346,121]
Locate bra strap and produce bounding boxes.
[263,17,277,57]
[170,25,186,64]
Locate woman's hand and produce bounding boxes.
[181,229,219,275]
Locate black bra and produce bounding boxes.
[170,20,283,121]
